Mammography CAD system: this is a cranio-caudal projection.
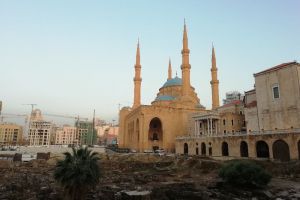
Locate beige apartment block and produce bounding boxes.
[176,62,300,162]
[119,23,219,152]
[28,109,54,146]
[96,125,119,137]
[0,123,23,145]
[55,126,79,145]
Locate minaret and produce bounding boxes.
[181,20,191,96]
[168,58,172,80]
[133,40,142,109]
[210,45,220,109]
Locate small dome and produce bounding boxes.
[162,76,182,88]
[155,95,175,101]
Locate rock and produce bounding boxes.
[277,190,289,197]
[122,190,151,200]
[291,193,300,198]
[263,190,274,198]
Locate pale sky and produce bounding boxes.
[0,0,299,125]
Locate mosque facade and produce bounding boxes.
[118,23,219,152]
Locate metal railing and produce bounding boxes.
[176,128,300,140]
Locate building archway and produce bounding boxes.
[298,140,300,160]
[222,142,229,156]
[201,142,206,156]
[148,117,163,149]
[196,147,199,155]
[136,119,139,142]
[184,143,188,154]
[240,141,248,157]
[273,140,290,162]
[256,141,269,158]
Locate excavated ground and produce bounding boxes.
[0,153,299,200]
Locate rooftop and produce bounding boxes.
[218,100,243,109]
[254,61,299,77]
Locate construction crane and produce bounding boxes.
[22,104,37,114]
[0,114,28,123]
[43,113,88,121]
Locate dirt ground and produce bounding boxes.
[0,153,299,200]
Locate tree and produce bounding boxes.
[54,147,100,200]
[219,160,271,188]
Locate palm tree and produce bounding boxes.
[54,147,100,200]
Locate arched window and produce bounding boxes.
[256,141,269,158]
[273,140,290,162]
[201,142,206,156]
[240,141,248,157]
[222,142,229,156]
[298,140,300,160]
[136,119,140,142]
[184,143,188,155]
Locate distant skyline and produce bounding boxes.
[1,1,300,124]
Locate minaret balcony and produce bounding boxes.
[181,49,190,54]
[210,80,219,84]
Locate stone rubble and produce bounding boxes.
[0,155,299,200]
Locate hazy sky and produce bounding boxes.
[1,0,299,124]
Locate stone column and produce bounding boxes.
[194,120,197,136]
[207,119,209,136]
[210,119,212,136]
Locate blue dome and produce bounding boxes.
[155,95,175,101]
[162,76,182,88]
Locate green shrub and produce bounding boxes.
[219,160,271,187]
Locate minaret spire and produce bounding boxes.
[183,19,188,50]
[181,19,191,96]
[133,39,142,109]
[210,44,220,109]
[168,58,172,80]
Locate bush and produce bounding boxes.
[219,160,271,187]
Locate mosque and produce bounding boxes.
[118,22,220,152]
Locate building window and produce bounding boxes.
[223,119,226,125]
[231,120,234,126]
[199,123,202,128]
[272,84,280,99]
[224,130,226,134]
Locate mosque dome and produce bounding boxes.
[162,76,182,88]
[154,95,175,101]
